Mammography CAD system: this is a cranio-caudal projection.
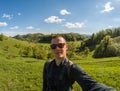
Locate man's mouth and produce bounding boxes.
[55,51,62,54]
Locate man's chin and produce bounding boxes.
[56,55,64,59]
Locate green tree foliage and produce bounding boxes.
[79,27,120,52]
[107,43,120,56]
[32,45,48,59]
[19,45,33,57]
[93,36,120,58]
[0,33,4,41]
[19,43,50,60]
[67,42,80,59]
[83,47,90,56]
[47,52,54,59]
[14,33,87,43]
[14,33,44,42]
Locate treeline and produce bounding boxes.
[18,44,52,59]
[80,27,120,49]
[13,33,44,43]
[0,34,52,60]
[18,42,82,60]
[13,33,88,43]
[0,33,7,41]
[13,27,120,58]
[1,27,120,59]
[0,34,80,60]
[79,27,120,58]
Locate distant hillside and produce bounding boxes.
[0,28,120,59]
[13,33,88,43]
[13,33,44,42]
[0,34,49,60]
[78,27,120,58]
[79,27,120,51]
[0,34,54,60]
[0,35,33,59]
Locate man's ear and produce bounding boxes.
[66,44,68,50]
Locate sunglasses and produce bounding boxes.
[50,43,66,49]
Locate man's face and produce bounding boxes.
[51,37,68,59]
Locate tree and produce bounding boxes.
[19,45,33,57]
[83,47,90,56]
[0,34,4,41]
[32,45,48,59]
[93,36,113,58]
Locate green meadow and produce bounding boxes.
[0,56,120,91]
[0,36,120,91]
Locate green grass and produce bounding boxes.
[0,37,120,91]
[0,57,44,91]
[0,56,120,91]
[72,57,120,90]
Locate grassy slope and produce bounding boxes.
[72,56,120,90]
[0,56,120,91]
[0,37,120,91]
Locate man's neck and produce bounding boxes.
[55,57,66,66]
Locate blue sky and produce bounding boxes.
[0,0,120,36]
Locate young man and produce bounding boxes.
[43,36,116,91]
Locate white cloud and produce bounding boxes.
[26,26,34,30]
[60,9,71,15]
[0,22,8,27]
[44,16,65,23]
[10,26,19,30]
[17,13,21,16]
[101,2,114,13]
[64,22,84,28]
[108,25,113,28]
[2,31,18,37]
[2,13,13,19]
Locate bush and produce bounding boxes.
[0,34,4,41]
[93,36,120,58]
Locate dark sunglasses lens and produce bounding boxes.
[51,44,57,49]
[51,43,65,49]
[58,43,65,48]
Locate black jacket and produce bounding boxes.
[43,58,116,91]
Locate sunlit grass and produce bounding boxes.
[0,56,120,91]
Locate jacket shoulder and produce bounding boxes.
[44,60,54,70]
[68,60,73,66]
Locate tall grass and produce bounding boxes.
[0,37,120,91]
[0,57,120,91]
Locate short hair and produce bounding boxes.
[51,35,66,43]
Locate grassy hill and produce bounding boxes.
[0,36,120,91]
[0,36,44,91]
[0,56,120,91]
[0,36,33,59]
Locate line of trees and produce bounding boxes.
[80,27,120,51]
[2,27,120,59]
[13,33,88,43]
[18,42,81,60]
[13,27,120,58]
[0,34,5,41]
[79,27,120,58]
[18,44,52,59]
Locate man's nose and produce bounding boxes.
[55,46,61,49]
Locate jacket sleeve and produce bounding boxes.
[42,62,48,91]
[70,64,117,91]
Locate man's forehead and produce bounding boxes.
[51,37,66,43]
